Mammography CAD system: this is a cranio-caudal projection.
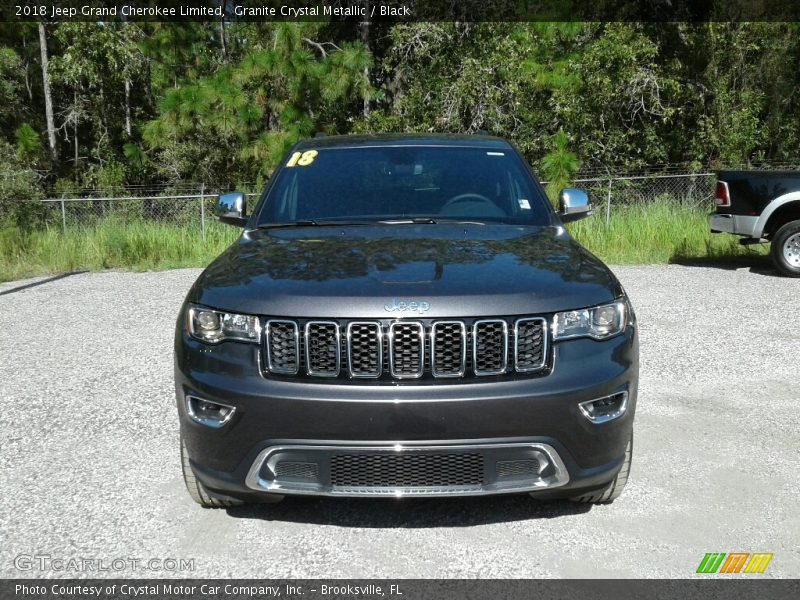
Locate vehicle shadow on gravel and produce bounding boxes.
[224,496,591,527]
[668,255,778,275]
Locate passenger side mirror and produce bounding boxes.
[558,188,592,223]
[216,192,248,227]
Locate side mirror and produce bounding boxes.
[216,191,248,227]
[558,188,592,223]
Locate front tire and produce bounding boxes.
[770,220,800,277]
[569,432,632,504]
[180,436,245,508]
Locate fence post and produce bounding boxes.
[605,179,612,226]
[199,183,206,242]
[60,193,66,233]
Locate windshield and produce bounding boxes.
[256,146,553,226]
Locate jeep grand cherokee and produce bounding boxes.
[175,134,638,507]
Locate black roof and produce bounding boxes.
[294,133,512,150]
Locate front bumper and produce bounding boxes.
[175,327,638,500]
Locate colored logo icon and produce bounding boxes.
[696,553,773,574]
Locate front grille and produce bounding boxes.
[261,316,550,381]
[265,320,299,374]
[330,453,484,488]
[347,322,382,377]
[431,321,467,377]
[514,318,547,372]
[305,321,340,376]
[473,320,508,375]
[389,322,425,378]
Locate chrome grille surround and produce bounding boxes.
[472,319,509,376]
[304,321,341,377]
[261,316,550,380]
[389,321,425,379]
[264,319,300,375]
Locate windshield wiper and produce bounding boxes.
[379,217,438,224]
[255,220,374,230]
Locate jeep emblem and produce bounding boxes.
[384,298,431,314]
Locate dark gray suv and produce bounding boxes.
[175,134,638,507]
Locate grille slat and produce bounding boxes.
[473,319,508,376]
[331,453,484,488]
[514,318,547,372]
[431,321,467,377]
[265,320,300,374]
[305,321,341,377]
[347,322,382,378]
[389,322,425,378]
[263,317,548,380]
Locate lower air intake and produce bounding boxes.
[330,453,484,488]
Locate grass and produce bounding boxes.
[569,202,768,264]
[0,218,239,283]
[0,204,768,283]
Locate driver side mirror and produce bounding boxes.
[558,188,592,223]
[216,192,247,227]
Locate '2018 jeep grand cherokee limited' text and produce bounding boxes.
[175,134,638,507]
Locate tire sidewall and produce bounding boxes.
[771,220,800,277]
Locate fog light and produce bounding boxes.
[578,391,628,424]
[186,396,236,428]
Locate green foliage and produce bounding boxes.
[0,141,45,231]
[541,130,579,202]
[15,123,40,161]
[0,47,23,132]
[1,20,799,234]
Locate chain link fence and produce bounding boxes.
[39,183,263,239]
[37,172,717,234]
[573,172,715,223]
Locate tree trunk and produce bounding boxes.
[73,89,79,178]
[23,33,33,101]
[124,77,132,138]
[219,1,227,59]
[360,4,370,118]
[38,22,57,159]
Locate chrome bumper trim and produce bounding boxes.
[709,213,760,238]
[245,442,570,497]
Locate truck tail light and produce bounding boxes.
[714,181,731,208]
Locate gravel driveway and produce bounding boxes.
[1,265,798,578]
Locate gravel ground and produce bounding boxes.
[0,264,798,579]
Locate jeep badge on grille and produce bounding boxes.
[384,298,431,314]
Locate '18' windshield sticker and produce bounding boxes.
[286,149,318,167]
[518,199,531,210]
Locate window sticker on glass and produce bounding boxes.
[286,149,318,167]
[518,199,531,210]
[486,151,505,156]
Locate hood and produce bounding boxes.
[189,224,622,318]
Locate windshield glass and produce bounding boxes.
[256,146,553,226]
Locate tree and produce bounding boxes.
[38,23,56,159]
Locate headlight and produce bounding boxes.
[553,301,627,341]
[187,304,260,344]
